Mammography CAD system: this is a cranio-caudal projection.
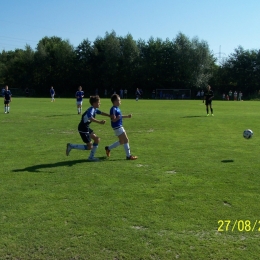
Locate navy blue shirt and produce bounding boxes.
[4,90,12,100]
[78,107,102,133]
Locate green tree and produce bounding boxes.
[34,36,75,95]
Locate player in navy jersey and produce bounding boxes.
[66,95,111,161]
[3,85,12,114]
[50,86,55,102]
[105,94,137,160]
[203,85,214,116]
[75,86,84,114]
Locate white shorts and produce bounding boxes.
[76,101,83,106]
[113,126,125,136]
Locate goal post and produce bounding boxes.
[155,89,191,99]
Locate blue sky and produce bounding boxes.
[1,0,260,61]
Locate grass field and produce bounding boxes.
[1,98,260,260]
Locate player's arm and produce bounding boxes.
[122,114,132,118]
[89,117,106,124]
[96,109,111,118]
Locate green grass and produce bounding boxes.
[1,98,260,259]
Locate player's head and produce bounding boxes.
[78,86,82,90]
[5,85,8,90]
[89,95,100,107]
[111,94,121,106]
[207,85,211,90]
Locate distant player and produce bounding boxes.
[50,86,55,102]
[136,88,141,101]
[66,95,111,161]
[105,94,138,160]
[203,85,214,116]
[75,86,84,114]
[3,85,12,114]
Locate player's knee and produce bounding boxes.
[87,143,93,150]
[94,137,100,144]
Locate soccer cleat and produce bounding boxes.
[126,155,138,160]
[105,146,111,157]
[88,157,100,162]
[66,143,72,156]
[207,114,209,116]
[211,114,214,116]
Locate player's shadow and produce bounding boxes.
[45,114,75,117]
[12,158,106,173]
[221,160,234,163]
[181,116,204,118]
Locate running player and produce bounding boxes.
[105,94,137,160]
[75,86,84,114]
[66,95,111,161]
[203,85,214,116]
[50,86,55,102]
[3,85,12,113]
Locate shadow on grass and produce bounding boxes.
[12,157,113,173]
[181,115,205,118]
[45,114,76,117]
[221,160,234,163]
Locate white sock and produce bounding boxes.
[123,143,131,157]
[89,143,98,158]
[109,141,120,150]
[70,144,88,150]
[7,107,10,112]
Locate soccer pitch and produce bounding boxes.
[1,98,260,259]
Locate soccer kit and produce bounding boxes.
[4,90,12,104]
[110,106,126,136]
[204,90,214,105]
[76,90,84,104]
[50,89,55,97]
[78,107,101,143]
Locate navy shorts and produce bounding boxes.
[205,100,212,106]
[4,100,10,105]
[79,128,93,144]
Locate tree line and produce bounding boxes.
[0,31,260,99]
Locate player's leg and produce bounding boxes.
[66,132,92,156]
[206,103,209,116]
[210,102,213,115]
[7,102,10,113]
[79,102,83,114]
[118,131,137,160]
[105,127,124,157]
[88,132,100,160]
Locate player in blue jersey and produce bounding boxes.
[105,94,138,160]
[75,86,84,114]
[3,85,12,114]
[50,86,55,102]
[66,95,111,161]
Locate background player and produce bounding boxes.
[203,85,214,116]
[105,94,137,160]
[66,95,111,161]
[75,86,84,114]
[3,85,12,113]
[50,86,55,102]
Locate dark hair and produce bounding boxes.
[111,94,120,103]
[89,95,100,105]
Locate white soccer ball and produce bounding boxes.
[243,129,253,139]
